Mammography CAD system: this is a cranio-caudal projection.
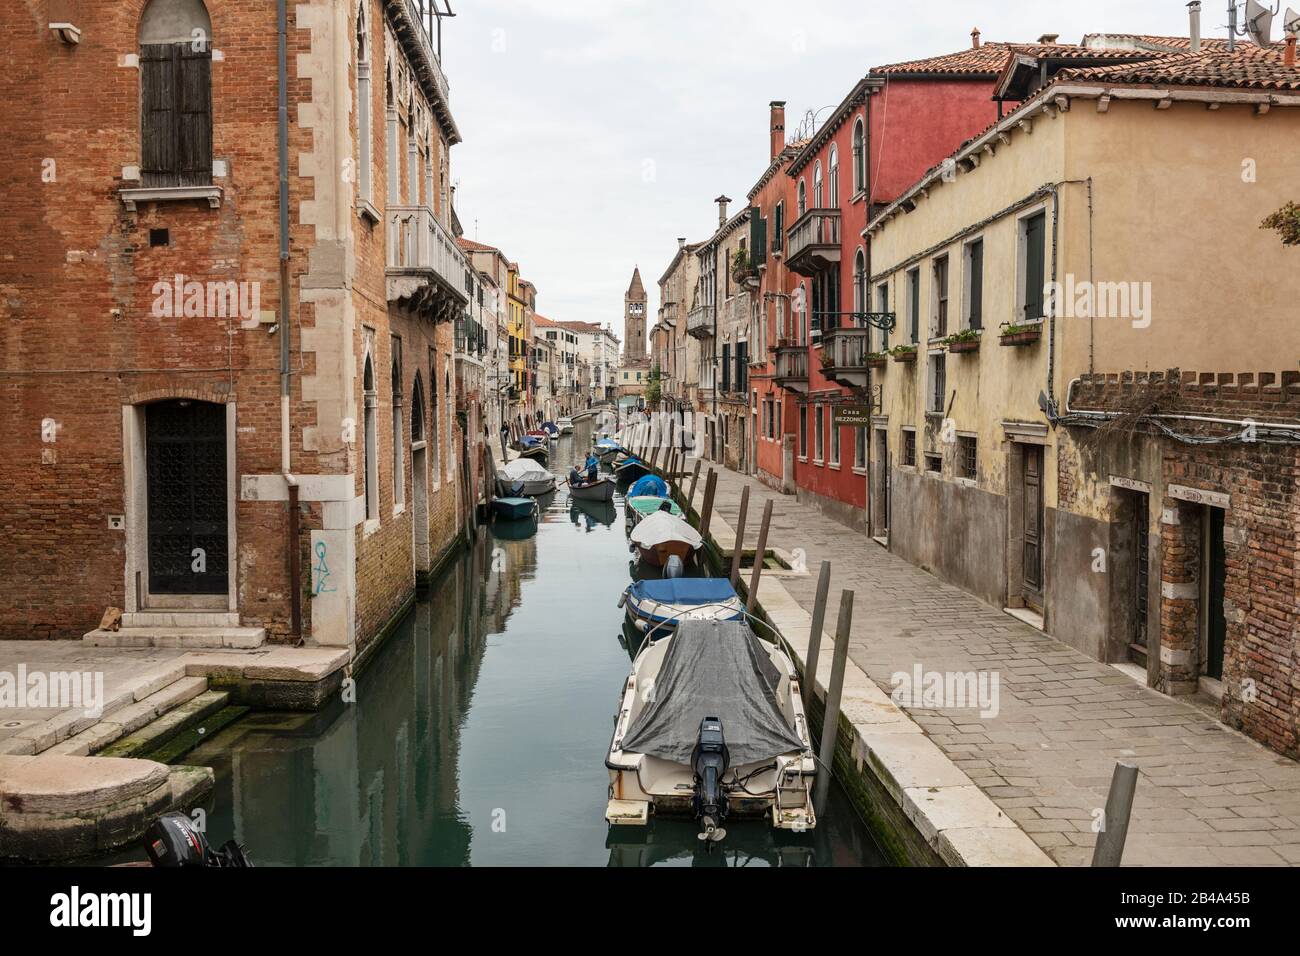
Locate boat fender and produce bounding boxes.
[616,590,627,608]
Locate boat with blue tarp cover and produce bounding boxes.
[621,577,743,635]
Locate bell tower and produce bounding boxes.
[624,267,647,364]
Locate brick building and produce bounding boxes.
[2,0,476,657]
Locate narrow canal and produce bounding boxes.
[184,422,887,866]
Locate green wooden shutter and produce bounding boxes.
[721,343,731,393]
[1024,214,1045,321]
[178,45,213,185]
[750,210,767,265]
[969,241,984,330]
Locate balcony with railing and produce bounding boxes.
[387,205,469,312]
[820,326,873,388]
[773,344,809,393]
[786,208,841,277]
[391,1,456,140]
[686,304,715,340]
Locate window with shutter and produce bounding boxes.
[750,210,767,266]
[1023,213,1046,321]
[139,0,214,188]
[721,344,731,394]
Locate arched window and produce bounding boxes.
[391,337,404,509]
[139,0,213,188]
[363,350,379,521]
[854,248,867,323]
[410,373,425,442]
[813,161,823,208]
[797,179,807,217]
[355,4,372,203]
[852,118,865,195]
[828,145,839,206]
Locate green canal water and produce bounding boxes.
[180,427,887,867]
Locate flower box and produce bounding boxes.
[891,349,918,364]
[999,327,1042,347]
[865,354,889,369]
[947,338,980,354]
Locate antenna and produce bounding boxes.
[1285,5,1300,33]
[1244,0,1278,45]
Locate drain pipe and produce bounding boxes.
[278,0,301,638]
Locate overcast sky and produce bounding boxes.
[444,0,1200,345]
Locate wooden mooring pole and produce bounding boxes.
[801,560,832,712]
[699,469,717,540]
[729,485,750,587]
[814,589,854,815]
[745,499,773,613]
[1091,762,1139,867]
[686,460,701,511]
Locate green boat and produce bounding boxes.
[625,495,683,529]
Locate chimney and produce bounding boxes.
[769,101,786,160]
[678,237,687,251]
[1037,33,1059,44]
[1288,35,1298,67]
[715,194,732,227]
[1188,1,1202,53]
[971,27,981,48]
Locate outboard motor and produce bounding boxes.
[691,717,730,844]
[143,812,253,868]
[663,554,685,579]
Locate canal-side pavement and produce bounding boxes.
[689,459,1300,867]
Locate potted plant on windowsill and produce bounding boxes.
[943,329,981,354]
[865,352,889,369]
[818,350,835,369]
[999,321,1042,347]
[889,344,918,364]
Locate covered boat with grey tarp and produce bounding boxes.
[605,619,816,840]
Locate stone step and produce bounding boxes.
[42,677,210,757]
[98,689,232,759]
[121,610,242,628]
[83,626,267,650]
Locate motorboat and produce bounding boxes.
[594,438,623,464]
[621,577,743,637]
[626,495,682,530]
[557,417,575,435]
[515,439,549,465]
[614,456,651,484]
[497,458,557,497]
[569,475,617,502]
[605,619,817,839]
[542,421,561,438]
[628,510,701,568]
[491,496,538,521]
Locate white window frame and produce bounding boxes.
[828,145,839,207]
[1015,203,1050,325]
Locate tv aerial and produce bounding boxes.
[1229,0,1279,47]
[1284,6,1300,34]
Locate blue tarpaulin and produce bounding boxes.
[630,578,737,606]
[629,475,668,498]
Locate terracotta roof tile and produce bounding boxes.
[1056,48,1300,91]
[871,42,1020,76]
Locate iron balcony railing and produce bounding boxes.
[786,208,842,276]
[774,345,808,382]
[824,326,871,369]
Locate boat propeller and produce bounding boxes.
[691,717,730,847]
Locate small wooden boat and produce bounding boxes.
[621,577,743,638]
[491,496,537,521]
[594,439,622,464]
[557,418,575,435]
[628,511,702,568]
[614,457,651,484]
[605,619,816,838]
[517,444,549,464]
[571,497,617,529]
[628,474,669,499]
[569,476,617,502]
[626,495,682,529]
[497,458,557,497]
[542,421,561,438]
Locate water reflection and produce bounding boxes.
[179,425,885,866]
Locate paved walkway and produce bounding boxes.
[695,461,1300,866]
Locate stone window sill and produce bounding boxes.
[120,185,223,212]
[358,199,381,224]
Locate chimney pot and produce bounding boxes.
[1287,36,1297,67]
[1188,1,1202,54]
[769,100,787,160]
[715,194,731,227]
[971,27,981,48]
[1037,33,1059,44]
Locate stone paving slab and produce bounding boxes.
[690,460,1300,867]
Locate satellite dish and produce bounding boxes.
[1244,0,1275,46]
[1284,6,1300,34]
